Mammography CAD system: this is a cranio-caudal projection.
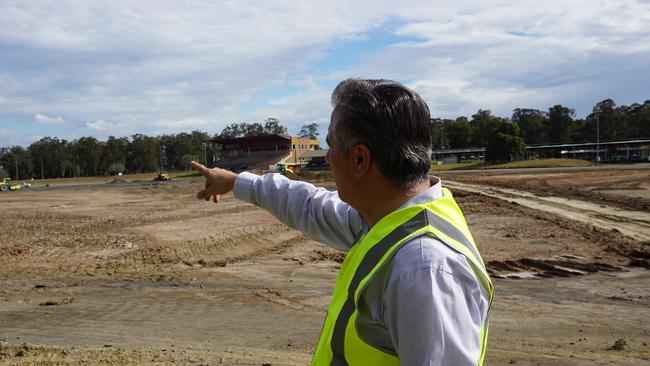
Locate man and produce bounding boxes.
[192,78,493,365]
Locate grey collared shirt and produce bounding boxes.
[234,172,489,366]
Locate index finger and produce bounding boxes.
[191,161,210,175]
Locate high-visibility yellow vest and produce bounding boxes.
[312,188,493,366]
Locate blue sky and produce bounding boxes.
[1,0,649,147]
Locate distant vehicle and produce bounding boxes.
[630,152,644,162]
[274,164,294,175]
[153,172,172,181]
[1,178,25,191]
[302,160,330,171]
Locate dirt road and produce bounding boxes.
[1,171,649,365]
[441,167,650,212]
[445,180,650,242]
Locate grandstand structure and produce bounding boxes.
[430,138,650,164]
[210,134,320,172]
[525,138,650,162]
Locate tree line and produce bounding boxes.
[432,98,650,161]
[0,119,320,179]
[2,98,648,179]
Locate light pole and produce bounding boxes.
[596,106,600,165]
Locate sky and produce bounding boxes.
[1,0,649,147]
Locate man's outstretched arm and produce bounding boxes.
[191,161,364,250]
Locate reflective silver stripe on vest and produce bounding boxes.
[424,210,484,269]
[330,210,427,366]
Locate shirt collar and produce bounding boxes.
[359,177,444,235]
[396,176,443,210]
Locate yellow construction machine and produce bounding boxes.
[274,164,294,175]
[153,172,172,181]
[0,178,24,192]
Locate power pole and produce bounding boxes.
[596,107,600,165]
[40,155,44,179]
[15,154,19,180]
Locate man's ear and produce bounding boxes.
[351,144,372,177]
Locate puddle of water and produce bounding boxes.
[502,271,540,279]
[556,254,585,260]
[553,266,586,275]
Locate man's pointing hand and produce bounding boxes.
[191,161,238,203]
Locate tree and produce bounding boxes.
[243,122,264,136]
[172,132,195,168]
[463,109,524,161]
[191,130,210,165]
[623,100,650,138]
[28,137,67,178]
[264,118,287,135]
[0,146,33,180]
[512,108,546,145]
[179,154,195,171]
[102,136,129,174]
[430,119,448,150]
[62,140,78,177]
[221,121,287,138]
[485,121,525,162]
[127,134,159,173]
[107,162,125,175]
[469,110,502,147]
[220,123,243,138]
[545,105,575,144]
[585,99,623,141]
[220,122,260,137]
[74,137,102,176]
[446,117,472,149]
[299,123,320,140]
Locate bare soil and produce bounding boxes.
[0,173,649,365]
[444,168,650,212]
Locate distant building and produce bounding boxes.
[210,134,321,172]
[298,149,329,171]
[525,138,650,162]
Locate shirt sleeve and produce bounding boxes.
[232,171,365,250]
[383,254,484,365]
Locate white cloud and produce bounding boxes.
[34,114,65,124]
[85,119,115,132]
[0,0,648,146]
[325,0,650,117]
[0,128,10,137]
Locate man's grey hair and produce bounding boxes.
[330,78,433,189]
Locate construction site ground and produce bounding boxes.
[1,166,649,365]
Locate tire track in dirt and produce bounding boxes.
[82,202,261,230]
[120,225,308,267]
[446,180,650,242]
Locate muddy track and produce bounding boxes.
[488,257,625,279]
[446,180,650,242]
[442,168,650,213]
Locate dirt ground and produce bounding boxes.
[1,169,649,365]
[442,168,650,212]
